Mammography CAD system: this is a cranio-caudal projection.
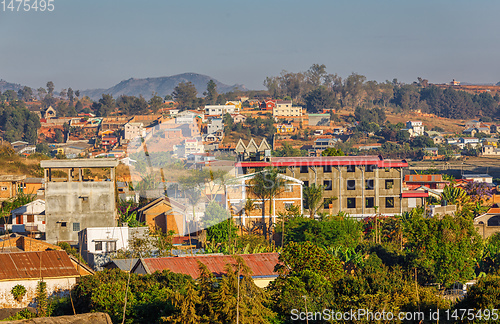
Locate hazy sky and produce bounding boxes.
[1,0,499,91]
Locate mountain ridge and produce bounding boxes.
[81,73,246,100]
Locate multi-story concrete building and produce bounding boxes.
[272,100,303,117]
[236,156,409,219]
[40,159,118,244]
[123,122,145,141]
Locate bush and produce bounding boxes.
[11,284,26,302]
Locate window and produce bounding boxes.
[365,197,374,208]
[347,165,355,172]
[323,165,332,173]
[60,222,67,227]
[285,184,293,192]
[365,164,376,172]
[95,241,102,251]
[385,180,394,189]
[300,166,308,173]
[347,198,356,209]
[73,222,80,232]
[254,202,263,210]
[365,179,374,190]
[303,181,309,187]
[385,197,395,208]
[106,241,117,252]
[284,202,294,209]
[324,180,332,191]
[324,198,332,209]
[27,215,34,223]
[347,180,356,190]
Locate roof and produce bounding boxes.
[103,258,139,272]
[405,174,446,183]
[0,175,26,182]
[134,253,279,279]
[236,156,408,168]
[41,158,118,168]
[401,190,429,198]
[463,174,492,178]
[0,250,79,281]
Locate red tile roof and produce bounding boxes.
[0,250,79,281]
[138,253,279,278]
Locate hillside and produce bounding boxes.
[81,73,245,100]
[0,80,24,93]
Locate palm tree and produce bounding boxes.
[248,168,286,241]
[303,184,325,218]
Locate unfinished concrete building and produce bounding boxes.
[237,155,409,219]
[40,159,118,244]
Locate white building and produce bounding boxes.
[207,118,223,134]
[404,121,424,137]
[176,111,196,124]
[78,227,129,270]
[205,105,237,116]
[272,100,303,117]
[6,199,46,236]
[123,122,145,141]
[463,174,493,184]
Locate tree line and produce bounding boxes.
[264,65,500,119]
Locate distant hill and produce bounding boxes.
[0,79,25,93]
[81,73,246,100]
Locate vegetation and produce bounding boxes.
[11,284,27,302]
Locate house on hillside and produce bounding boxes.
[6,199,46,237]
[137,197,188,235]
[131,253,279,288]
[403,121,424,137]
[0,175,26,201]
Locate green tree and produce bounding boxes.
[204,80,218,105]
[321,147,344,156]
[36,281,48,317]
[46,81,55,97]
[303,184,325,218]
[173,81,198,110]
[54,129,64,143]
[248,168,286,241]
[149,92,163,114]
[303,86,335,113]
[403,214,482,287]
[67,87,74,106]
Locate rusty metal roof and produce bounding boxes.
[139,253,279,279]
[0,250,79,281]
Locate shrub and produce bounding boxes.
[11,284,27,302]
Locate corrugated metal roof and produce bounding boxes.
[0,250,79,281]
[140,253,279,279]
[405,174,445,182]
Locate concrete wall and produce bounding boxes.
[0,277,76,308]
[45,181,116,244]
